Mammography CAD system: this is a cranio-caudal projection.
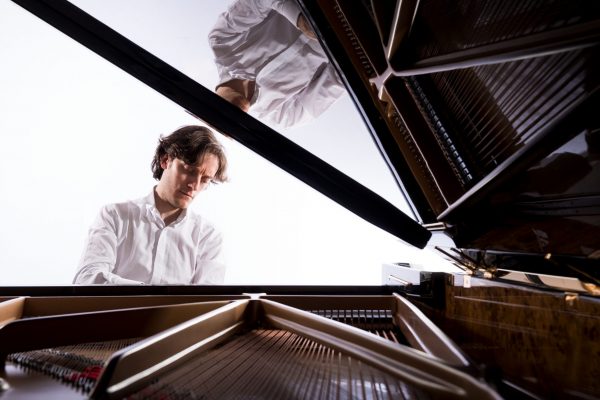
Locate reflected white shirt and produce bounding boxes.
[73,191,225,285]
[208,0,345,128]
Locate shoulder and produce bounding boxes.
[100,199,133,213]
[186,212,222,239]
[97,198,142,222]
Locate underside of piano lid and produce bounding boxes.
[299,0,600,282]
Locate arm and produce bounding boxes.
[296,14,316,40]
[73,206,143,285]
[208,0,305,83]
[270,0,316,39]
[208,0,302,46]
[262,62,345,128]
[192,229,226,285]
[215,79,255,112]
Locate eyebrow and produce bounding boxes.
[181,160,216,178]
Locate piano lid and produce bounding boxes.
[10,0,600,280]
[298,0,600,278]
[10,0,431,249]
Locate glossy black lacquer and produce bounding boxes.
[298,0,600,268]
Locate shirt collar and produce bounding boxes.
[140,188,188,226]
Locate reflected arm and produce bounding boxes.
[208,0,303,84]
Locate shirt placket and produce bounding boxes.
[149,208,166,285]
[152,227,168,284]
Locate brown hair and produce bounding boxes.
[151,125,228,182]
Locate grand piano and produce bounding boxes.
[1,0,599,399]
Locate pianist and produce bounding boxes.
[208,0,345,128]
[73,125,228,285]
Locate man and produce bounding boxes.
[73,125,228,285]
[208,0,345,129]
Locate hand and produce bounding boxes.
[297,14,316,40]
[217,86,250,112]
[216,79,255,112]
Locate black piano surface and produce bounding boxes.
[2,0,600,399]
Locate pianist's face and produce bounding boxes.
[156,153,219,210]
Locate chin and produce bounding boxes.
[174,194,193,209]
[180,199,193,209]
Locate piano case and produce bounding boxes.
[2,0,599,398]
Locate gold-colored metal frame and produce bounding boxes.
[0,294,500,399]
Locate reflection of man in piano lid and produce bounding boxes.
[73,126,229,285]
[208,0,345,129]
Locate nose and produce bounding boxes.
[187,174,207,192]
[187,178,198,192]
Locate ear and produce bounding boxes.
[160,154,171,170]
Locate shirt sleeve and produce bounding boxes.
[73,206,143,285]
[258,61,345,128]
[208,0,302,84]
[192,228,226,284]
[269,0,302,26]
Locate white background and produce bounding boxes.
[0,0,456,286]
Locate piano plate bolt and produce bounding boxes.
[564,292,578,307]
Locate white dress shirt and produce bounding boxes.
[208,0,345,128]
[73,191,225,285]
